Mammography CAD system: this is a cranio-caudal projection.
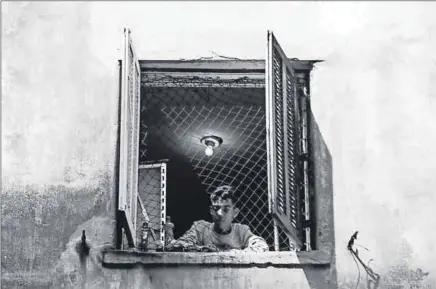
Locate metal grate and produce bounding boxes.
[138,72,285,250]
[136,163,167,249]
[135,69,309,251]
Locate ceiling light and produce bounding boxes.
[200,135,223,157]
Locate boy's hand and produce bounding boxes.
[200,244,219,252]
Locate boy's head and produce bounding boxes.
[209,185,240,231]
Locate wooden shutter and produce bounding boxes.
[266,31,302,248]
[118,28,141,247]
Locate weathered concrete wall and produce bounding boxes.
[53,266,316,289]
[2,2,119,288]
[1,183,116,288]
[308,112,337,289]
[3,1,436,288]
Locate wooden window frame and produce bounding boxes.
[116,29,324,254]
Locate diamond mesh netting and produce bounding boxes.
[135,163,167,250]
[137,71,295,251]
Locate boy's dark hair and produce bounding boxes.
[210,185,239,207]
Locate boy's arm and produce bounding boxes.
[166,222,200,249]
[240,225,269,252]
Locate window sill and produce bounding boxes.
[102,250,331,268]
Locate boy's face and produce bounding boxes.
[209,197,239,231]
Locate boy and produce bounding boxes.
[166,185,269,252]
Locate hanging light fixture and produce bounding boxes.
[200,135,223,157]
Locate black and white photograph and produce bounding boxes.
[2,1,436,289]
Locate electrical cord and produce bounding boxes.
[350,250,361,289]
[347,232,381,289]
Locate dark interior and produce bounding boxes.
[138,73,292,249]
[139,77,271,237]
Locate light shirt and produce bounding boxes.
[171,220,269,252]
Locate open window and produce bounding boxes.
[116,29,320,253]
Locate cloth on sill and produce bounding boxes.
[167,220,269,252]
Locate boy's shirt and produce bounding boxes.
[170,220,269,252]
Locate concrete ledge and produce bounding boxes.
[102,250,331,268]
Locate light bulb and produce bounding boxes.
[205,145,214,157]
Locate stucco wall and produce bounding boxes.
[3,1,436,288]
[308,112,337,289]
[54,266,315,289]
[2,2,119,288]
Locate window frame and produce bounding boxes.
[116,29,323,253]
[117,64,316,248]
[137,64,313,250]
